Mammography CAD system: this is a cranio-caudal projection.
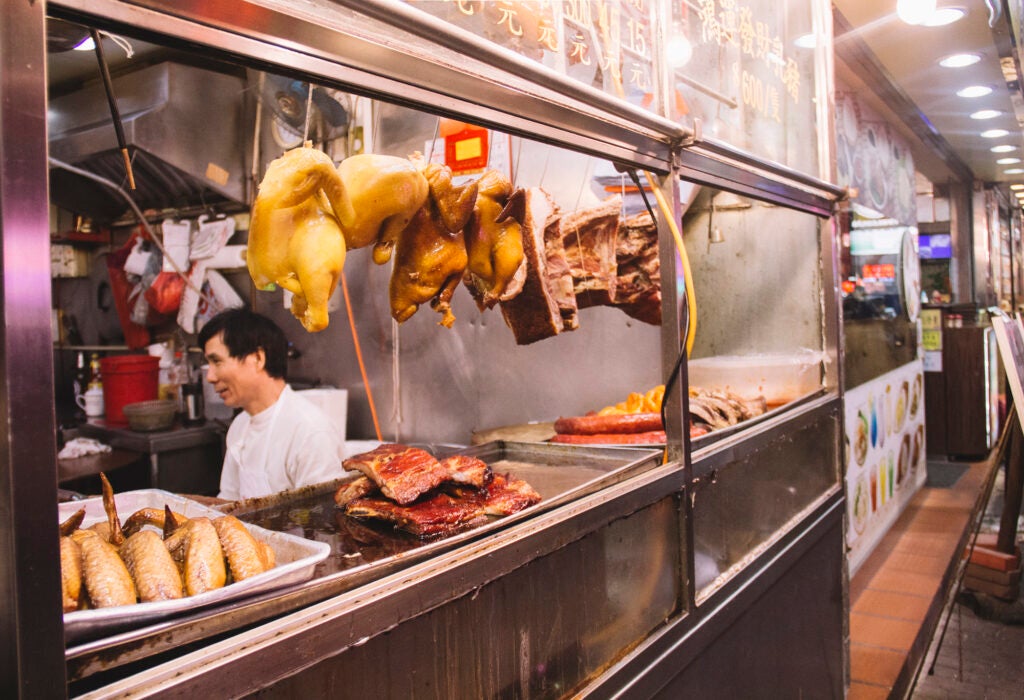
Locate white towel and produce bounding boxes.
[58,437,112,460]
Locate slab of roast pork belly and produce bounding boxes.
[561,196,622,308]
[342,444,450,505]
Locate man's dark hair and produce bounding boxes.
[198,308,288,380]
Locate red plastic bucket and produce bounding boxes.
[100,355,160,426]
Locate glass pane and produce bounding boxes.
[680,185,826,423]
[406,0,662,114]
[693,404,840,600]
[666,0,822,176]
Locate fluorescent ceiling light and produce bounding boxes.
[970,109,1002,120]
[1011,184,1024,190]
[957,85,992,98]
[992,145,1016,153]
[940,53,981,68]
[982,129,1010,138]
[924,7,966,26]
[1005,168,1024,174]
[1015,190,1024,197]
[997,157,1022,164]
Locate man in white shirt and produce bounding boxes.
[199,308,345,500]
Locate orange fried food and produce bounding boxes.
[164,517,227,596]
[60,536,83,612]
[249,145,348,332]
[463,170,527,309]
[213,516,274,582]
[119,530,184,603]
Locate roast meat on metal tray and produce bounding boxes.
[59,474,276,613]
[336,444,541,537]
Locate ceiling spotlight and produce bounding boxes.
[898,0,937,25]
[923,7,966,26]
[666,35,694,68]
[940,53,981,68]
[970,109,1002,120]
[982,129,1010,138]
[992,145,1017,153]
[1005,168,1024,174]
[998,157,1022,164]
[957,85,992,98]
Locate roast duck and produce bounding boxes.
[550,384,768,445]
[248,144,661,341]
[334,444,541,538]
[59,474,276,612]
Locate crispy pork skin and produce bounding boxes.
[343,444,450,505]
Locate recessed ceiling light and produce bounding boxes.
[924,7,966,26]
[982,129,1010,138]
[992,145,1016,153]
[940,53,981,68]
[1005,168,1024,174]
[958,85,993,98]
[898,0,937,25]
[970,109,1002,120]
[1011,184,1024,190]
[998,157,1022,164]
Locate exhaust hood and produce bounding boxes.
[48,61,250,222]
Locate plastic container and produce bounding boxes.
[100,354,160,426]
[687,352,825,406]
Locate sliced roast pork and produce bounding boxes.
[345,491,490,538]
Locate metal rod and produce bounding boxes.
[90,28,136,190]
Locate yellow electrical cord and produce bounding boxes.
[643,170,696,357]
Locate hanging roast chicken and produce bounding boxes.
[247,142,659,340]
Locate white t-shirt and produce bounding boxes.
[219,385,346,500]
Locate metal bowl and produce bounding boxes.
[122,399,177,432]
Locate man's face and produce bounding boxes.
[203,332,265,410]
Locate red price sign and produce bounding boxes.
[444,124,489,174]
[861,264,895,280]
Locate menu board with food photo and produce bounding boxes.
[844,361,927,575]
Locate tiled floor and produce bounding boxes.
[848,457,997,699]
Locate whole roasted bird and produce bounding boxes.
[389,163,477,327]
[249,145,348,332]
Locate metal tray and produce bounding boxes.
[66,442,660,680]
[59,490,331,644]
